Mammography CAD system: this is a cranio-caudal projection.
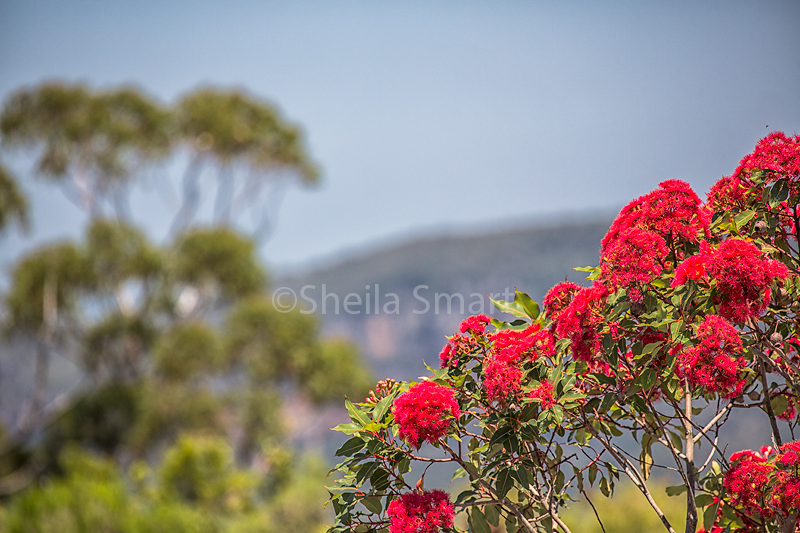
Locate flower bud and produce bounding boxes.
[748,391,760,402]
[769,332,783,345]
[753,220,768,235]
[630,302,645,317]
[791,300,800,313]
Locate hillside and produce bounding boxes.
[279,217,613,380]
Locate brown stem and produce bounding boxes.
[582,416,677,533]
[759,358,783,447]
[683,382,698,533]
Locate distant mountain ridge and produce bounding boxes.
[278,217,614,379]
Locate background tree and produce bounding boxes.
[0,81,370,531]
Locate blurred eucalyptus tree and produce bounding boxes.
[0,163,28,236]
[0,83,171,219]
[171,88,319,239]
[0,82,369,531]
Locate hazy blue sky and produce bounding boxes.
[1,0,799,271]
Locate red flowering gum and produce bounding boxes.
[671,253,707,287]
[600,227,669,289]
[543,281,582,324]
[602,180,710,252]
[460,314,491,334]
[392,381,460,448]
[676,315,746,398]
[707,175,750,211]
[704,239,789,322]
[555,282,608,364]
[529,380,557,409]
[732,132,800,184]
[387,490,455,533]
[723,441,800,518]
[483,357,522,405]
[490,323,554,362]
[723,454,774,517]
[439,333,479,368]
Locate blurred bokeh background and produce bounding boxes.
[0,1,799,531]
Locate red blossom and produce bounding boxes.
[732,132,800,184]
[707,175,751,211]
[724,441,800,519]
[600,227,669,290]
[779,441,800,468]
[543,281,582,324]
[672,253,707,287]
[460,314,491,334]
[602,179,710,252]
[439,333,480,368]
[393,382,460,448]
[529,380,557,409]
[490,323,554,363]
[556,282,608,363]
[387,490,455,533]
[676,315,747,398]
[704,239,789,322]
[724,454,774,517]
[483,357,522,405]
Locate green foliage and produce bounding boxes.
[3,241,91,334]
[0,162,28,235]
[176,88,318,183]
[174,227,266,299]
[0,81,368,533]
[153,322,224,381]
[0,82,170,181]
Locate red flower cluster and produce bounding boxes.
[676,315,747,398]
[672,253,707,287]
[460,314,491,334]
[731,132,800,183]
[706,175,750,211]
[393,382,460,448]
[544,281,582,323]
[387,490,454,533]
[704,239,789,322]
[724,442,800,519]
[600,226,670,289]
[481,324,554,405]
[491,323,554,362]
[599,180,709,292]
[483,357,522,405]
[439,333,480,368]
[555,282,608,364]
[529,380,557,409]
[603,179,709,248]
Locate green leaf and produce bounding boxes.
[489,425,514,447]
[490,297,529,319]
[335,437,366,457]
[372,394,394,423]
[733,210,757,229]
[640,368,657,391]
[371,468,391,491]
[665,484,687,497]
[345,397,370,427]
[514,289,540,319]
[484,504,501,527]
[332,423,362,435]
[771,393,789,416]
[769,178,790,207]
[470,508,492,533]
[362,496,382,514]
[495,468,515,499]
[695,494,715,508]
